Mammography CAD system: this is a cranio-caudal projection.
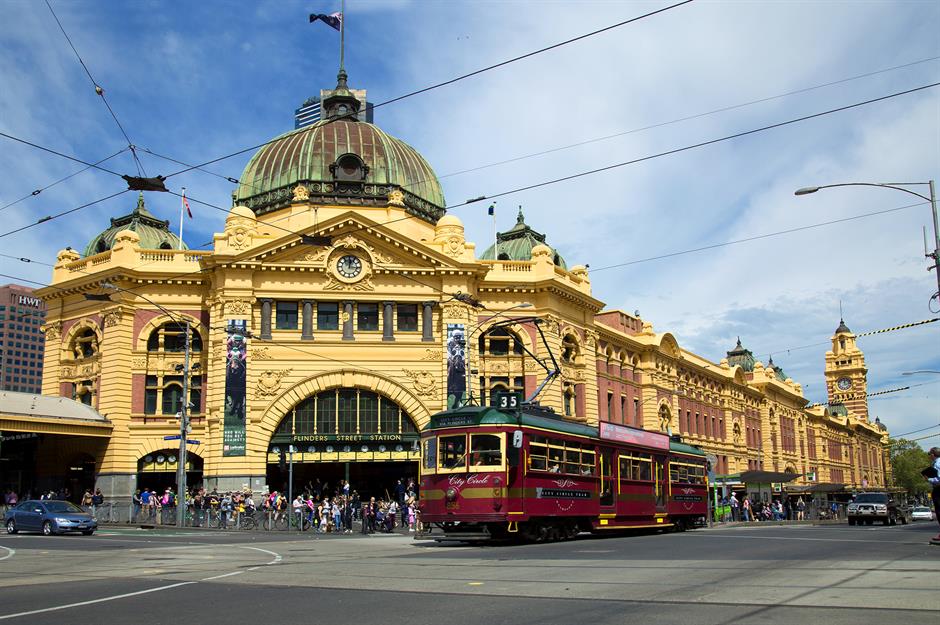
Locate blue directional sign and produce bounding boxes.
[186,439,201,445]
[164,435,181,441]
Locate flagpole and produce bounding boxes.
[179,187,186,250]
[339,0,345,71]
[492,203,498,260]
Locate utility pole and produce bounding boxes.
[287,445,294,531]
[176,321,192,528]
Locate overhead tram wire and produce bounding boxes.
[45,0,145,176]
[161,1,696,181]
[0,131,125,179]
[0,189,130,239]
[0,148,128,214]
[139,55,940,201]
[444,82,940,210]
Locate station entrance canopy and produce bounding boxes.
[0,391,112,439]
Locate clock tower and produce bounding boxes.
[824,319,869,421]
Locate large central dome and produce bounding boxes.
[235,71,445,223]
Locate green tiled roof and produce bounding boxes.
[479,207,567,269]
[83,193,185,257]
[727,337,755,372]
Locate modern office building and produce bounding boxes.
[0,284,46,394]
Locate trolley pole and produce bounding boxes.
[176,321,192,528]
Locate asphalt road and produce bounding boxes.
[0,521,937,624]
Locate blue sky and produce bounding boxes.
[1,0,938,446]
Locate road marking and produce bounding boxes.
[467,582,484,586]
[0,546,14,562]
[703,532,900,543]
[241,545,282,565]
[201,571,243,581]
[0,582,196,621]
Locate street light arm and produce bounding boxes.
[795,182,932,203]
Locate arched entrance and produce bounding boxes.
[136,449,204,495]
[266,387,420,500]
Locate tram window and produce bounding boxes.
[439,435,467,469]
[422,437,437,471]
[620,454,653,481]
[470,434,502,466]
[564,449,581,474]
[670,462,705,484]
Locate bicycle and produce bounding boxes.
[275,511,311,531]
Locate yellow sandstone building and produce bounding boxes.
[11,72,888,501]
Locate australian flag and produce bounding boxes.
[310,12,343,31]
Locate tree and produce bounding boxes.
[888,438,930,498]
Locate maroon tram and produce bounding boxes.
[419,404,708,542]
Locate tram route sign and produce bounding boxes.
[494,391,522,411]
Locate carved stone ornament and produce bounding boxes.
[292,185,310,202]
[324,272,375,292]
[443,235,464,259]
[387,189,405,207]
[103,310,122,328]
[166,360,185,372]
[560,365,585,383]
[60,366,73,379]
[542,315,561,336]
[228,226,252,251]
[303,249,330,263]
[132,357,148,369]
[584,329,599,348]
[486,362,508,374]
[225,299,252,316]
[404,369,436,396]
[420,348,442,361]
[43,322,61,340]
[441,302,473,322]
[251,346,272,360]
[255,369,292,398]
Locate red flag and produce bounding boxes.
[182,192,192,218]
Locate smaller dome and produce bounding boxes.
[835,318,852,334]
[84,193,186,257]
[436,214,463,228]
[229,205,255,220]
[479,207,567,268]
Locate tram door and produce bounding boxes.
[599,448,615,510]
[654,455,667,512]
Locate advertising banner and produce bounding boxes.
[223,320,248,456]
[446,323,466,409]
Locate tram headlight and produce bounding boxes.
[445,488,457,502]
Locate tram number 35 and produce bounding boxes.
[495,391,521,410]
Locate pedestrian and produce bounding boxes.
[132,489,142,523]
[92,488,104,519]
[924,446,940,543]
[742,496,751,522]
[796,496,805,521]
[81,489,93,513]
[729,492,739,522]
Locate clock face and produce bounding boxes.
[837,377,852,391]
[336,254,362,279]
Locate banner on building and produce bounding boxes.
[223,320,248,456]
[446,323,466,409]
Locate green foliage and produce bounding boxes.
[888,438,931,496]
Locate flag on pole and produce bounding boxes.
[487,204,495,216]
[309,12,343,31]
[182,191,192,219]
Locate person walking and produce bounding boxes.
[729,492,739,522]
[91,488,104,519]
[742,496,752,522]
[132,490,142,523]
[81,489,93,513]
[925,446,940,543]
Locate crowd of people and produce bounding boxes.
[722,493,823,522]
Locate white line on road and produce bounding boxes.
[0,546,14,562]
[702,532,902,543]
[0,581,196,621]
[201,571,243,581]
[241,545,282,565]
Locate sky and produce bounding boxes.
[1,0,938,447]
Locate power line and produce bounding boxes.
[446,82,940,210]
[0,189,130,239]
[44,0,145,176]
[764,317,939,359]
[591,200,927,272]
[0,130,124,179]
[0,148,127,214]
[161,2,695,180]
[889,424,940,439]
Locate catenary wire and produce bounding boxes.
[0,148,128,214]
[44,0,145,176]
[0,130,125,179]
[161,1,695,180]
[0,189,130,239]
[443,82,940,210]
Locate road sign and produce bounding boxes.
[186,439,201,445]
[164,435,181,441]
[494,391,522,410]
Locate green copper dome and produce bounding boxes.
[83,193,186,257]
[479,207,567,269]
[235,71,445,223]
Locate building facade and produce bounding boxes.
[27,71,889,501]
[0,284,47,394]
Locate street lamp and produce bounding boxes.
[463,302,533,407]
[795,180,940,305]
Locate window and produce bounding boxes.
[470,434,503,467]
[439,434,466,469]
[528,436,595,475]
[669,461,706,484]
[148,322,202,353]
[619,453,653,481]
[338,389,357,433]
[272,389,413,439]
[422,437,437,472]
[144,374,202,416]
[397,304,418,332]
[276,302,298,330]
[357,303,379,331]
[71,328,98,359]
[317,302,339,331]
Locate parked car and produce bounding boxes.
[4,500,97,535]
[911,506,935,522]
[846,492,911,526]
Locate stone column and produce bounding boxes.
[342,301,355,341]
[383,301,395,342]
[302,300,314,340]
[421,301,435,342]
[260,299,272,339]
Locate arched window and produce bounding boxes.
[560,333,580,364]
[71,328,99,360]
[147,322,202,353]
[330,153,369,181]
[145,374,202,416]
[271,389,417,443]
[477,327,525,406]
[159,242,172,250]
[95,239,108,254]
